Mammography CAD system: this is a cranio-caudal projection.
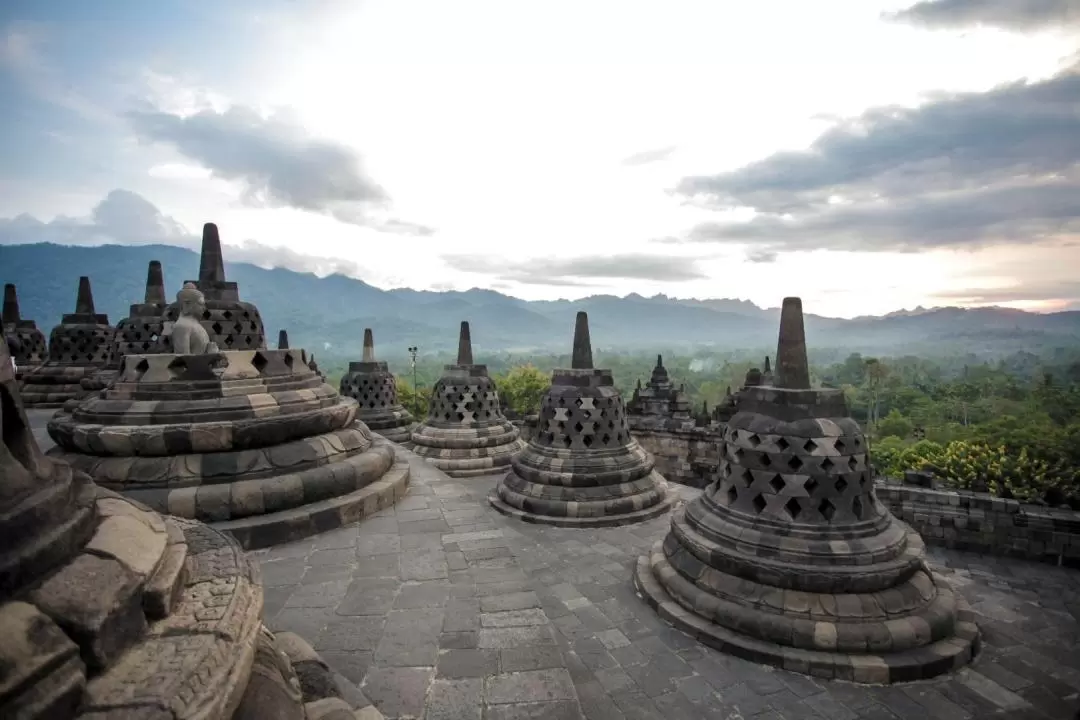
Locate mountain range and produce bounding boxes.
[3,242,1079,361]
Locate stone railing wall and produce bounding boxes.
[875,477,1080,568]
[627,419,724,489]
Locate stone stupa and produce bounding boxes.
[83,260,170,393]
[490,311,675,526]
[161,222,266,351]
[278,328,290,349]
[410,321,525,477]
[339,328,416,445]
[634,297,979,683]
[627,354,693,425]
[0,320,371,719]
[46,245,410,550]
[19,276,114,408]
[2,282,47,382]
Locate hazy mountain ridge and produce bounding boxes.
[2,242,1078,360]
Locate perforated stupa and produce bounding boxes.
[410,321,525,477]
[19,276,114,407]
[161,222,266,351]
[46,268,410,550]
[2,282,47,382]
[633,297,980,683]
[490,311,675,526]
[339,328,416,445]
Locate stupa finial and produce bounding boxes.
[2,283,20,324]
[145,261,166,305]
[278,329,289,349]
[774,297,810,389]
[764,355,772,374]
[656,353,663,368]
[198,223,226,284]
[75,276,95,314]
[457,321,474,365]
[363,328,375,362]
[571,311,593,370]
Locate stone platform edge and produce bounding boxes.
[632,541,981,685]
[213,452,411,550]
[875,479,1080,567]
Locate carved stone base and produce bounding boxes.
[410,422,526,478]
[18,365,96,407]
[634,542,980,683]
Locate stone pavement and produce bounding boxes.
[25,411,1080,719]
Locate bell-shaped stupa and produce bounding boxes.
[20,276,114,407]
[0,321,367,719]
[161,223,266,351]
[2,282,47,382]
[84,260,170,393]
[634,297,979,683]
[410,321,525,477]
[490,312,675,526]
[339,328,416,445]
[46,248,410,550]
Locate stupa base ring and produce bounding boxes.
[633,541,980,684]
[489,472,677,528]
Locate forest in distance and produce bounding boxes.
[320,345,1080,511]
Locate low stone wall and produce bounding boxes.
[876,478,1080,568]
[627,421,723,489]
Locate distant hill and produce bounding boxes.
[2,242,1079,362]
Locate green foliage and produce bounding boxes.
[396,377,432,418]
[876,409,913,441]
[493,364,550,415]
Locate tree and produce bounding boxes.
[396,377,432,418]
[876,409,913,440]
[495,365,550,415]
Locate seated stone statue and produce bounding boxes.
[168,282,220,355]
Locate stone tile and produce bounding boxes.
[374,608,445,666]
[353,553,401,578]
[481,608,549,627]
[428,678,484,720]
[336,577,400,616]
[320,649,373,685]
[441,631,479,649]
[400,549,449,581]
[361,666,434,719]
[437,649,499,679]
[309,547,356,566]
[482,701,584,720]
[480,591,542,613]
[314,616,386,652]
[283,578,351,608]
[357,533,401,556]
[260,559,307,586]
[302,564,354,584]
[394,580,451,609]
[595,629,631,650]
[485,669,578,705]
[500,646,565,673]
[479,626,558,649]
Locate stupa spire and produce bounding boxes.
[571,311,593,369]
[656,353,663,368]
[2,284,20,324]
[198,223,226,284]
[363,328,376,362]
[278,329,289,349]
[144,261,166,305]
[75,276,95,314]
[457,321,474,365]
[774,297,810,389]
[764,355,772,374]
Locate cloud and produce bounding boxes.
[931,279,1080,308]
[674,68,1080,253]
[622,146,677,167]
[746,249,777,263]
[127,104,433,234]
[0,188,370,279]
[888,0,1080,32]
[441,253,708,286]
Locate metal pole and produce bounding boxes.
[408,346,419,417]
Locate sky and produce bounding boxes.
[1,0,1079,318]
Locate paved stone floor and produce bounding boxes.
[27,411,1080,719]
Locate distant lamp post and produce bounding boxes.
[408,345,420,417]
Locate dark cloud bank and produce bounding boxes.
[672,0,1080,274]
[127,105,433,236]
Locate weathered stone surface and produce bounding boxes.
[2,283,48,381]
[491,312,673,527]
[0,601,86,720]
[633,297,979,683]
[233,626,306,720]
[411,321,525,477]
